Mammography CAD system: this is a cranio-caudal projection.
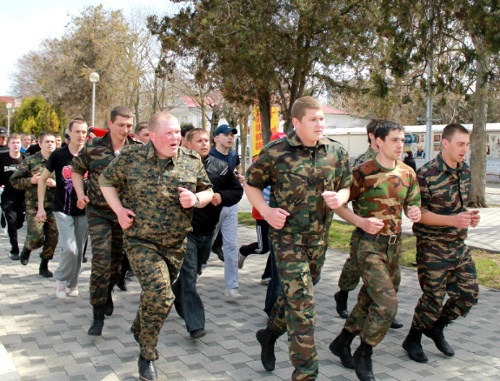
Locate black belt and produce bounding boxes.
[355,227,400,245]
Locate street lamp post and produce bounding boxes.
[6,103,12,135]
[89,72,100,127]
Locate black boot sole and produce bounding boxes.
[256,330,276,371]
[402,338,428,363]
[329,339,354,369]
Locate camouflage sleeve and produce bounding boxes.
[405,169,421,208]
[336,147,353,191]
[348,166,362,202]
[99,153,125,189]
[416,167,431,214]
[10,158,31,190]
[71,142,90,176]
[245,147,273,190]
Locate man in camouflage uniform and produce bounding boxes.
[403,123,480,363]
[11,133,58,277]
[246,96,352,381]
[334,119,404,329]
[330,121,421,381]
[99,112,213,381]
[72,106,139,337]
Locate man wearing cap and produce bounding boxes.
[0,127,9,154]
[210,124,245,300]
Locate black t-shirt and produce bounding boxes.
[46,146,86,216]
[0,152,26,203]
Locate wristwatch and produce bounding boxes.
[194,194,200,208]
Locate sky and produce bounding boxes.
[0,0,176,96]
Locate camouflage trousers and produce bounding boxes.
[268,232,327,381]
[411,239,479,330]
[25,206,58,260]
[337,253,361,291]
[126,237,186,361]
[345,229,401,347]
[88,206,124,306]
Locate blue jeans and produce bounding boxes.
[172,233,212,333]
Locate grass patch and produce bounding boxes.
[238,212,500,289]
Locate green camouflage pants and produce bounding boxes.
[411,239,479,330]
[337,254,361,291]
[126,237,186,361]
[268,233,327,381]
[25,206,58,260]
[88,206,124,306]
[345,229,401,347]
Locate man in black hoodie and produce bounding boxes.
[172,128,243,340]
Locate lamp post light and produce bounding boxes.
[6,102,12,135]
[89,72,100,127]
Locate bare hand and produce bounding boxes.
[322,191,347,210]
[359,217,384,235]
[46,178,56,188]
[451,211,474,229]
[36,209,47,223]
[117,208,136,230]
[406,205,421,223]
[263,208,290,230]
[178,187,197,209]
[31,173,41,185]
[236,173,245,184]
[470,209,480,228]
[77,195,90,210]
[211,193,222,206]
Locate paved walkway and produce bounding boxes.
[1,186,499,381]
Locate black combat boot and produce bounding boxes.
[334,290,349,319]
[138,355,157,381]
[105,285,114,316]
[390,317,403,329]
[329,328,355,369]
[39,259,53,278]
[19,246,32,266]
[424,317,454,356]
[353,340,375,381]
[256,327,281,371]
[403,326,428,363]
[88,305,105,336]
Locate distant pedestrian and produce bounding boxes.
[10,133,58,277]
[134,122,149,144]
[99,112,213,381]
[0,134,27,259]
[36,118,88,300]
[404,150,417,172]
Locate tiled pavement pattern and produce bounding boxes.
[1,185,499,381]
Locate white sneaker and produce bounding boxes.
[55,280,67,299]
[225,288,243,301]
[260,277,271,285]
[67,287,79,297]
[238,252,246,269]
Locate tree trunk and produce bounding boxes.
[469,37,489,208]
[257,88,272,144]
[238,108,250,175]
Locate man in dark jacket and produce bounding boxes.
[172,128,243,340]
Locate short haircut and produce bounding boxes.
[53,133,61,138]
[291,96,322,121]
[366,119,385,143]
[442,123,469,142]
[39,132,55,144]
[374,121,404,141]
[186,128,208,142]
[181,124,195,137]
[110,106,134,123]
[68,118,87,131]
[8,133,21,143]
[21,132,30,138]
[148,112,179,133]
[134,122,148,135]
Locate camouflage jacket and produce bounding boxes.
[350,159,421,235]
[99,143,213,247]
[246,131,352,242]
[10,151,55,210]
[413,153,470,242]
[72,132,140,212]
[353,146,377,167]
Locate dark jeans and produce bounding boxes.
[172,233,212,333]
[2,198,25,254]
[264,244,281,316]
